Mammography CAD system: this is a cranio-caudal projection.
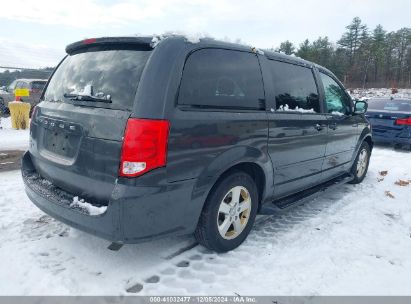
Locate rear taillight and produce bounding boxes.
[30,106,37,127]
[119,118,170,177]
[395,117,411,126]
[31,106,37,117]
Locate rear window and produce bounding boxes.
[44,48,151,110]
[178,48,265,110]
[368,99,411,112]
[267,60,320,113]
[16,81,29,89]
[31,81,46,90]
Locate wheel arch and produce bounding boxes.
[190,146,273,228]
[211,162,266,210]
[363,134,373,151]
[350,128,373,167]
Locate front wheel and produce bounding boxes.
[194,171,258,252]
[349,141,371,184]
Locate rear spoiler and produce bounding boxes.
[65,37,154,54]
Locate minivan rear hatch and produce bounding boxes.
[29,38,153,205]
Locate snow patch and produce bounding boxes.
[149,32,261,52]
[277,104,316,113]
[0,117,30,150]
[70,196,107,216]
[349,88,411,100]
[150,31,212,48]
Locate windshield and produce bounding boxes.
[8,80,16,91]
[44,48,151,110]
[368,99,411,112]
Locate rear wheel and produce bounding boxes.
[349,141,371,184]
[0,97,10,117]
[194,171,258,252]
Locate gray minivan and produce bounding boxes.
[22,36,372,252]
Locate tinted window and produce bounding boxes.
[16,81,29,89]
[368,99,411,112]
[31,81,46,90]
[268,60,320,112]
[44,49,151,110]
[320,72,351,115]
[178,49,264,109]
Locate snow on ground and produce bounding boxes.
[0,117,29,151]
[350,88,411,100]
[0,146,410,295]
[0,87,410,295]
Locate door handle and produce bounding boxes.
[352,123,358,127]
[329,123,338,130]
[314,123,325,131]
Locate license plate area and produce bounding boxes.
[37,116,82,160]
[43,129,78,158]
[370,118,395,128]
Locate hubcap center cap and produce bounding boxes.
[230,204,238,216]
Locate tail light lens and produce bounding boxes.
[395,117,411,126]
[30,106,37,127]
[31,106,38,117]
[119,118,170,177]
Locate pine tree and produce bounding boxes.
[371,25,386,83]
[338,17,368,64]
[296,39,312,60]
[277,40,295,55]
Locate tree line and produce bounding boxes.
[0,68,53,87]
[275,17,411,88]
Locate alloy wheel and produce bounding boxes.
[356,148,368,177]
[217,186,252,240]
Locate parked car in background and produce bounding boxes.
[0,79,47,116]
[22,36,372,252]
[365,98,411,150]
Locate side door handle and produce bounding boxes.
[314,123,325,131]
[329,122,338,130]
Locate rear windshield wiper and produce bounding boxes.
[63,93,112,103]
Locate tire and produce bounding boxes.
[194,171,258,252]
[348,141,371,184]
[0,97,10,117]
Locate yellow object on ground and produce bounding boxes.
[8,102,31,130]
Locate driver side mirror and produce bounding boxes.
[354,100,368,114]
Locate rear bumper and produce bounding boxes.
[372,127,411,145]
[22,151,200,243]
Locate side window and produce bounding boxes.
[178,49,264,109]
[320,72,351,115]
[268,60,320,113]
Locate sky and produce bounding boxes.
[0,0,410,68]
